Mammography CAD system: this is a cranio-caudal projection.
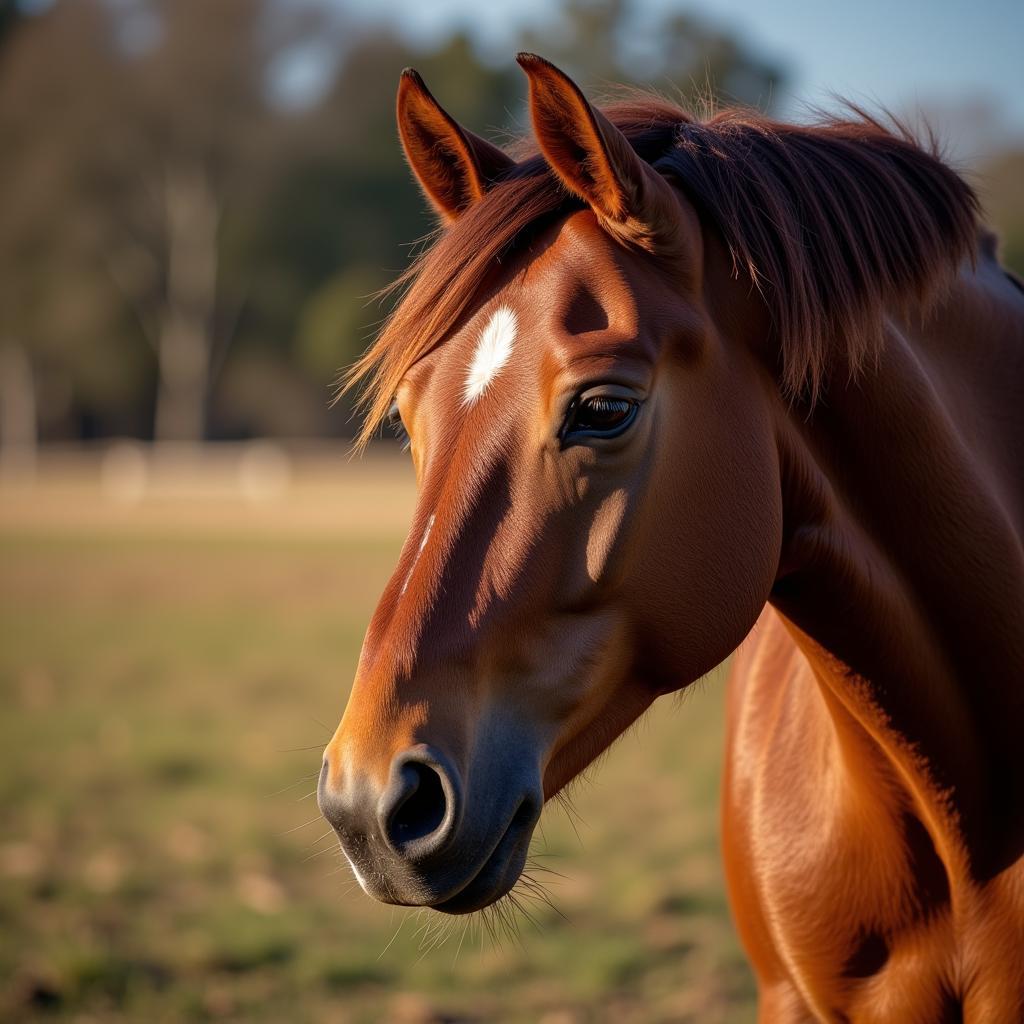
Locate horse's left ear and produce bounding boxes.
[516,53,685,255]
[397,68,514,224]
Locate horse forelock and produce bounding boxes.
[344,95,980,446]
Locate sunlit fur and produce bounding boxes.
[322,57,1024,1021]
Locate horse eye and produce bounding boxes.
[386,400,409,447]
[562,394,639,442]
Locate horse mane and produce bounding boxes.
[346,96,979,447]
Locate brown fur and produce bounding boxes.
[321,57,1024,1021]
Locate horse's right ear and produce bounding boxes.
[397,69,514,224]
[516,53,687,257]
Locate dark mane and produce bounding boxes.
[347,97,979,446]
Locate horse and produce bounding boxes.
[317,54,1024,1021]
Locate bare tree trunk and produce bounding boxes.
[153,161,219,444]
[0,340,37,482]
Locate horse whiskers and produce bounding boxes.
[490,894,527,948]
[409,908,435,946]
[300,840,341,864]
[507,890,543,935]
[518,871,559,902]
[525,855,569,880]
[306,715,335,737]
[552,787,589,843]
[265,770,321,799]
[413,910,456,961]
[517,870,569,924]
[377,911,410,960]
[453,916,473,965]
[426,917,458,958]
[301,828,337,853]
[278,812,329,837]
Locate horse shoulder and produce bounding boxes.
[721,606,827,1012]
[722,608,968,1021]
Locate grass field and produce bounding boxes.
[0,448,756,1023]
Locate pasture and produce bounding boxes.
[0,448,753,1022]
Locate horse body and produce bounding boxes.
[725,252,1024,1020]
[318,55,1024,1020]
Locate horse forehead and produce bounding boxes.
[478,218,645,343]
[532,211,640,289]
[524,213,654,335]
[419,212,657,400]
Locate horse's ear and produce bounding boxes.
[397,68,514,224]
[516,53,684,254]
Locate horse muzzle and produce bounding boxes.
[318,742,542,914]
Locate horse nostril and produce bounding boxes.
[382,749,462,860]
[389,762,446,843]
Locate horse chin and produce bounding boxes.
[430,798,538,915]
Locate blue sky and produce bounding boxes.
[335,0,1024,160]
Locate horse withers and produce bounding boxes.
[318,54,1024,1021]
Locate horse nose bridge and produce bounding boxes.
[364,546,517,692]
[357,443,528,679]
[415,446,514,597]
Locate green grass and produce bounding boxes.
[0,456,756,1022]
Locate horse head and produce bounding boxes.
[318,56,783,914]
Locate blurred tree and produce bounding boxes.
[517,0,783,109]
[981,150,1024,277]
[0,0,790,444]
[0,1,122,462]
[0,0,22,50]
[83,0,299,444]
[0,0,328,444]
[0,0,31,475]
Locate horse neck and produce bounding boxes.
[765,261,1024,873]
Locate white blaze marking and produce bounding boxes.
[400,513,435,596]
[463,305,517,405]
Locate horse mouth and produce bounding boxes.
[430,798,538,915]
